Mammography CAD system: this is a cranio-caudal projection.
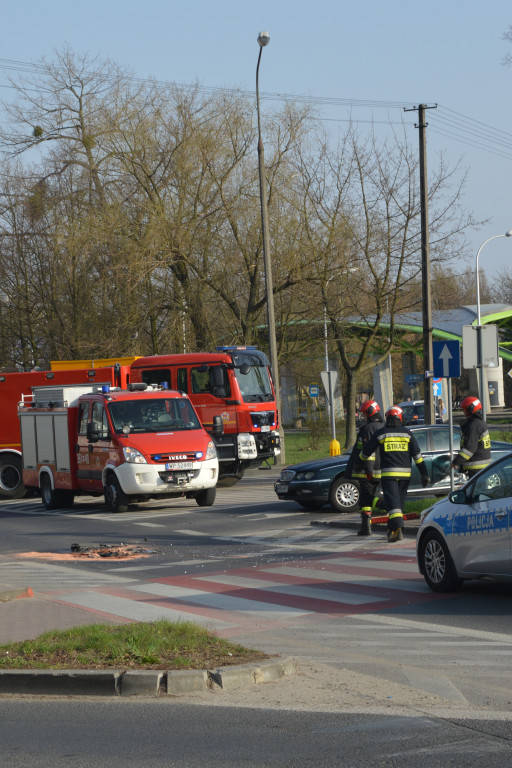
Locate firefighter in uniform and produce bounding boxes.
[344,399,383,536]
[361,405,430,542]
[451,395,491,479]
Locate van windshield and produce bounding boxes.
[234,364,274,403]
[109,398,201,433]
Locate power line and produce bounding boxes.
[0,56,511,161]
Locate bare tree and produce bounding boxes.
[294,127,472,446]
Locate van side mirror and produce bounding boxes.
[212,415,224,437]
[86,422,99,443]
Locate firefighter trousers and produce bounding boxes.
[359,479,380,517]
[380,477,409,531]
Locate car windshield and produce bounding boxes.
[109,398,201,433]
[402,404,424,421]
[234,364,274,403]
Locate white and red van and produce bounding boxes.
[18,383,221,512]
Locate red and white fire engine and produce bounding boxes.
[0,346,280,499]
[18,383,221,513]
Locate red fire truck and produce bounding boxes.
[0,363,130,499]
[0,347,280,500]
[127,347,280,484]
[19,383,220,513]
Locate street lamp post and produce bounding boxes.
[256,31,284,462]
[475,231,512,417]
[323,305,336,443]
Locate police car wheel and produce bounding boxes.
[420,530,462,593]
[329,476,360,513]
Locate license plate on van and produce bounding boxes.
[165,462,193,471]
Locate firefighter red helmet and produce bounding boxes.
[460,395,482,415]
[360,399,381,418]
[385,405,403,422]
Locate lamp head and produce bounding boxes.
[257,31,270,47]
[506,230,512,237]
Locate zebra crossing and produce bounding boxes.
[4,541,512,685]
[0,543,442,635]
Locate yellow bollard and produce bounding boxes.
[329,439,341,456]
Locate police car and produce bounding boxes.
[417,451,512,592]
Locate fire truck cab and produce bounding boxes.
[19,383,220,513]
[129,347,280,484]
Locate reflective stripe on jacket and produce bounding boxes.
[454,415,491,472]
[345,416,383,480]
[360,424,426,479]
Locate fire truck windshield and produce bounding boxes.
[234,364,274,403]
[109,398,201,433]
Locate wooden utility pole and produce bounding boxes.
[404,103,437,425]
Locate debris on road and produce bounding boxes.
[16,543,159,561]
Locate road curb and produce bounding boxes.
[0,657,296,697]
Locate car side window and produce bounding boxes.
[472,458,512,501]
[413,429,428,452]
[431,428,460,452]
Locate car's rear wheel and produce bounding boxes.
[329,476,360,513]
[420,530,462,593]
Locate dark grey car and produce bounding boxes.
[275,424,512,513]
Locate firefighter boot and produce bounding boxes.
[357,513,372,536]
[387,528,404,543]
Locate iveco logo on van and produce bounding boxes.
[170,455,189,461]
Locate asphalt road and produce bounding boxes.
[2,699,512,767]
[1,469,512,766]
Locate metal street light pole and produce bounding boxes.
[256,31,284,462]
[323,304,336,442]
[475,231,512,417]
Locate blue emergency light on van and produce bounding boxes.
[102,385,110,394]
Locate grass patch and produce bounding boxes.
[283,428,348,464]
[404,497,439,517]
[490,426,512,442]
[0,619,269,671]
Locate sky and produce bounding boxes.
[2,0,512,284]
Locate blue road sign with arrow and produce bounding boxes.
[433,340,461,379]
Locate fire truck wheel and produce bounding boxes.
[0,454,27,499]
[40,473,69,510]
[104,474,129,513]
[195,487,217,507]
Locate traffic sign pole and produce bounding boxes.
[432,340,460,493]
[447,382,455,492]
